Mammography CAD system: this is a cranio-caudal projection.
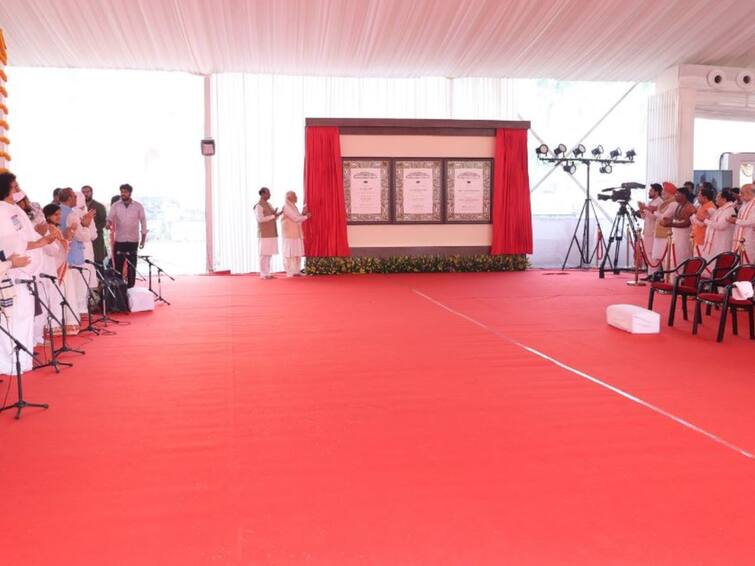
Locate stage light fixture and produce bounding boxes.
[554,144,567,157]
[535,144,549,156]
[563,162,577,175]
[591,145,604,157]
[572,144,585,157]
[599,163,613,174]
[609,148,622,159]
[625,149,636,161]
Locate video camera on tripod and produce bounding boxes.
[597,182,646,204]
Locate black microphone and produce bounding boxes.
[84,259,103,266]
[39,273,57,280]
[138,255,151,259]
[15,278,36,284]
[69,265,85,271]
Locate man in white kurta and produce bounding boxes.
[73,191,97,314]
[638,183,663,276]
[254,187,281,279]
[281,191,310,277]
[650,183,677,271]
[729,184,755,263]
[703,191,737,260]
[0,173,55,374]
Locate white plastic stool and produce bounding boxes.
[127,287,155,312]
[606,304,660,334]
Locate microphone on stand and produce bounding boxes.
[39,273,57,281]
[84,259,103,267]
[16,278,36,284]
[69,265,85,271]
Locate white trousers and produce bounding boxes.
[0,283,36,375]
[259,255,272,278]
[284,256,302,277]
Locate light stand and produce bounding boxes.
[31,275,73,373]
[140,255,174,305]
[0,313,47,419]
[535,146,636,271]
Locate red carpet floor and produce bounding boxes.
[1,270,753,565]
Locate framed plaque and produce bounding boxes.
[394,159,442,223]
[445,159,492,223]
[343,159,392,223]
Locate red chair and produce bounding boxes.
[647,256,706,326]
[699,251,739,316]
[692,264,755,342]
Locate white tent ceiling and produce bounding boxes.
[1,0,755,80]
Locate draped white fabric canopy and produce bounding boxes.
[1,0,755,80]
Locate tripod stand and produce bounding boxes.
[561,161,610,270]
[599,201,640,278]
[0,314,47,419]
[141,255,174,305]
[30,276,72,373]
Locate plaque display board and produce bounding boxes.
[394,159,442,223]
[445,159,492,222]
[343,159,392,223]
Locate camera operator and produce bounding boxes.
[637,183,663,277]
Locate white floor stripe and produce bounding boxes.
[413,289,754,461]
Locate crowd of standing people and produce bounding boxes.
[638,181,754,278]
[0,172,148,377]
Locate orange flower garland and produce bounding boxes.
[0,68,6,82]
[0,86,7,98]
[0,136,9,145]
[0,151,11,161]
[0,120,9,130]
[0,103,7,115]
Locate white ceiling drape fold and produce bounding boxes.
[2,0,755,80]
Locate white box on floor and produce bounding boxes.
[128,287,155,312]
[606,304,660,334]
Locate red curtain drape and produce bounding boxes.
[491,128,533,255]
[303,126,350,257]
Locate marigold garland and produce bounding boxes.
[0,120,9,130]
[0,151,11,161]
[0,69,6,82]
[0,103,7,115]
[305,254,528,275]
[0,86,7,98]
[0,136,9,145]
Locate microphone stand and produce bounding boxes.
[88,261,124,328]
[140,256,174,305]
[48,271,85,357]
[30,276,73,373]
[0,312,47,419]
[73,265,101,336]
[119,252,146,283]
